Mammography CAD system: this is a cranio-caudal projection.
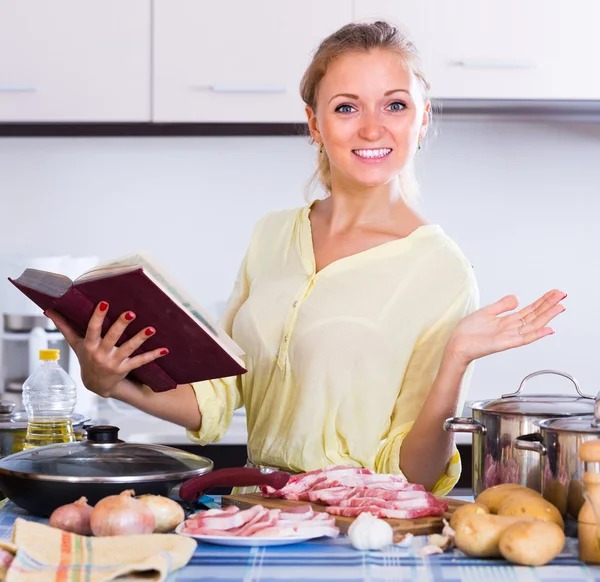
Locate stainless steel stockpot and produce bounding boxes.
[444,370,595,498]
[514,415,600,518]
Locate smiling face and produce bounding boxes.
[306,48,430,191]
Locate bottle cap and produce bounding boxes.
[39,349,60,361]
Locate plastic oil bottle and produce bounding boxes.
[22,349,77,449]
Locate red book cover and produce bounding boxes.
[8,263,246,393]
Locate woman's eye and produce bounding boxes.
[388,101,406,112]
[335,104,356,114]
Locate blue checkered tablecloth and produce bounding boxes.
[1,498,600,581]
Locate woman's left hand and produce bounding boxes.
[446,289,567,367]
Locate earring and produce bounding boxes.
[417,141,422,151]
[319,143,323,154]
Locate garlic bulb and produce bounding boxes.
[348,512,393,550]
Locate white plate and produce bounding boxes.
[175,523,324,546]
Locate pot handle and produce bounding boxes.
[178,467,291,502]
[514,433,547,455]
[444,417,487,434]
[502,369,593,399]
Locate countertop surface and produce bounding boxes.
[0,497,598,581]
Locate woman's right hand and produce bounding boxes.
[44,301,169,398]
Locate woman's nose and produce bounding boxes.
[357,111,384,141]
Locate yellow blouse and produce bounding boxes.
[187,205,479,496]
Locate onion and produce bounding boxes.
[49,497,94,535]
[90,490,155,536]
[137,494,185,533]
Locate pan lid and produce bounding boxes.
[469,370,595,417]
[0,425,213,483]
[537,416,600,435]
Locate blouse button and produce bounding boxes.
[284,335,289,342]
[292,301,298,308]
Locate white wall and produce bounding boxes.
[0,118,599,405]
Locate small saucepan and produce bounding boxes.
[0,401,90,457]
[0,425,290,516]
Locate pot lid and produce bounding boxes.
[537,416,600,434]
[470,395,595,417]
[0,425,213,483]
[0,401,87,430]
[469,369,596,417]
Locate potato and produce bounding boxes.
[497,492,564,529]
[499,519,565,566]
[476,484,542,514]
[454,513,533,558]
[449,502,490,531]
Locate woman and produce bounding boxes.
[45,21,565,495]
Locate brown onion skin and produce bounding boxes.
[49,497,94,535]
[90,490,155,536]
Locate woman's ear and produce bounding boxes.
[418,100,431,142]
[305,105,323,144]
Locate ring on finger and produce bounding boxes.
[518,325,524,336]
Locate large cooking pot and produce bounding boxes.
[444,370,595,498]
[514,415,600,518]
[0,425,290,516]
[0,401,89,457]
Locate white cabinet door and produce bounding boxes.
[153,0,352,122]
[0,0,151,122]
[354,1,600,100]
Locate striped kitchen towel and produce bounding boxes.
[6,518,196,582]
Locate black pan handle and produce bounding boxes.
[178,467,290,502]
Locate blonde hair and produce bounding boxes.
[299,21,431,204]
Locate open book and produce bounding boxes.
[8,251,247,392]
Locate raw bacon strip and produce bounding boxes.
[180,504,340,538]
[279,505,315,521]
[326,503,447,519]
[190,504,263,530]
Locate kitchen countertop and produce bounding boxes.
[0,497,598,581]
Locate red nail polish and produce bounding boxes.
[124,311,135,321]
[562,293,568,300]
[144,327,155,336]
[160,349,169,356]
[99,301,108,312]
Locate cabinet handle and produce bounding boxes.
[190,84,287,94]
[0,85,37,93]
[453,59,536,70]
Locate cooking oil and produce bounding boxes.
[23,418,75,449]
[22,349,78,449]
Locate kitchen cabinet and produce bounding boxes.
[152,0,353,122]
[0,0,151,122]
[354,0,600,100]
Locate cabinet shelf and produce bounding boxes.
[2,331,64,342]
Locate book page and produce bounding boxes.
[75,263,140,283]
[15,269,73,298]
[80,251,244,357]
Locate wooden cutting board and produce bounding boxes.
[222,493,468,537]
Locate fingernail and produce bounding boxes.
[562,293,568,300]
[144,327,155,336]
[124,311,135,321]
[551,329,556,335]
[99,301,108,312]
[160,348,169,356]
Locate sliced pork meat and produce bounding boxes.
[262,465,449,521]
